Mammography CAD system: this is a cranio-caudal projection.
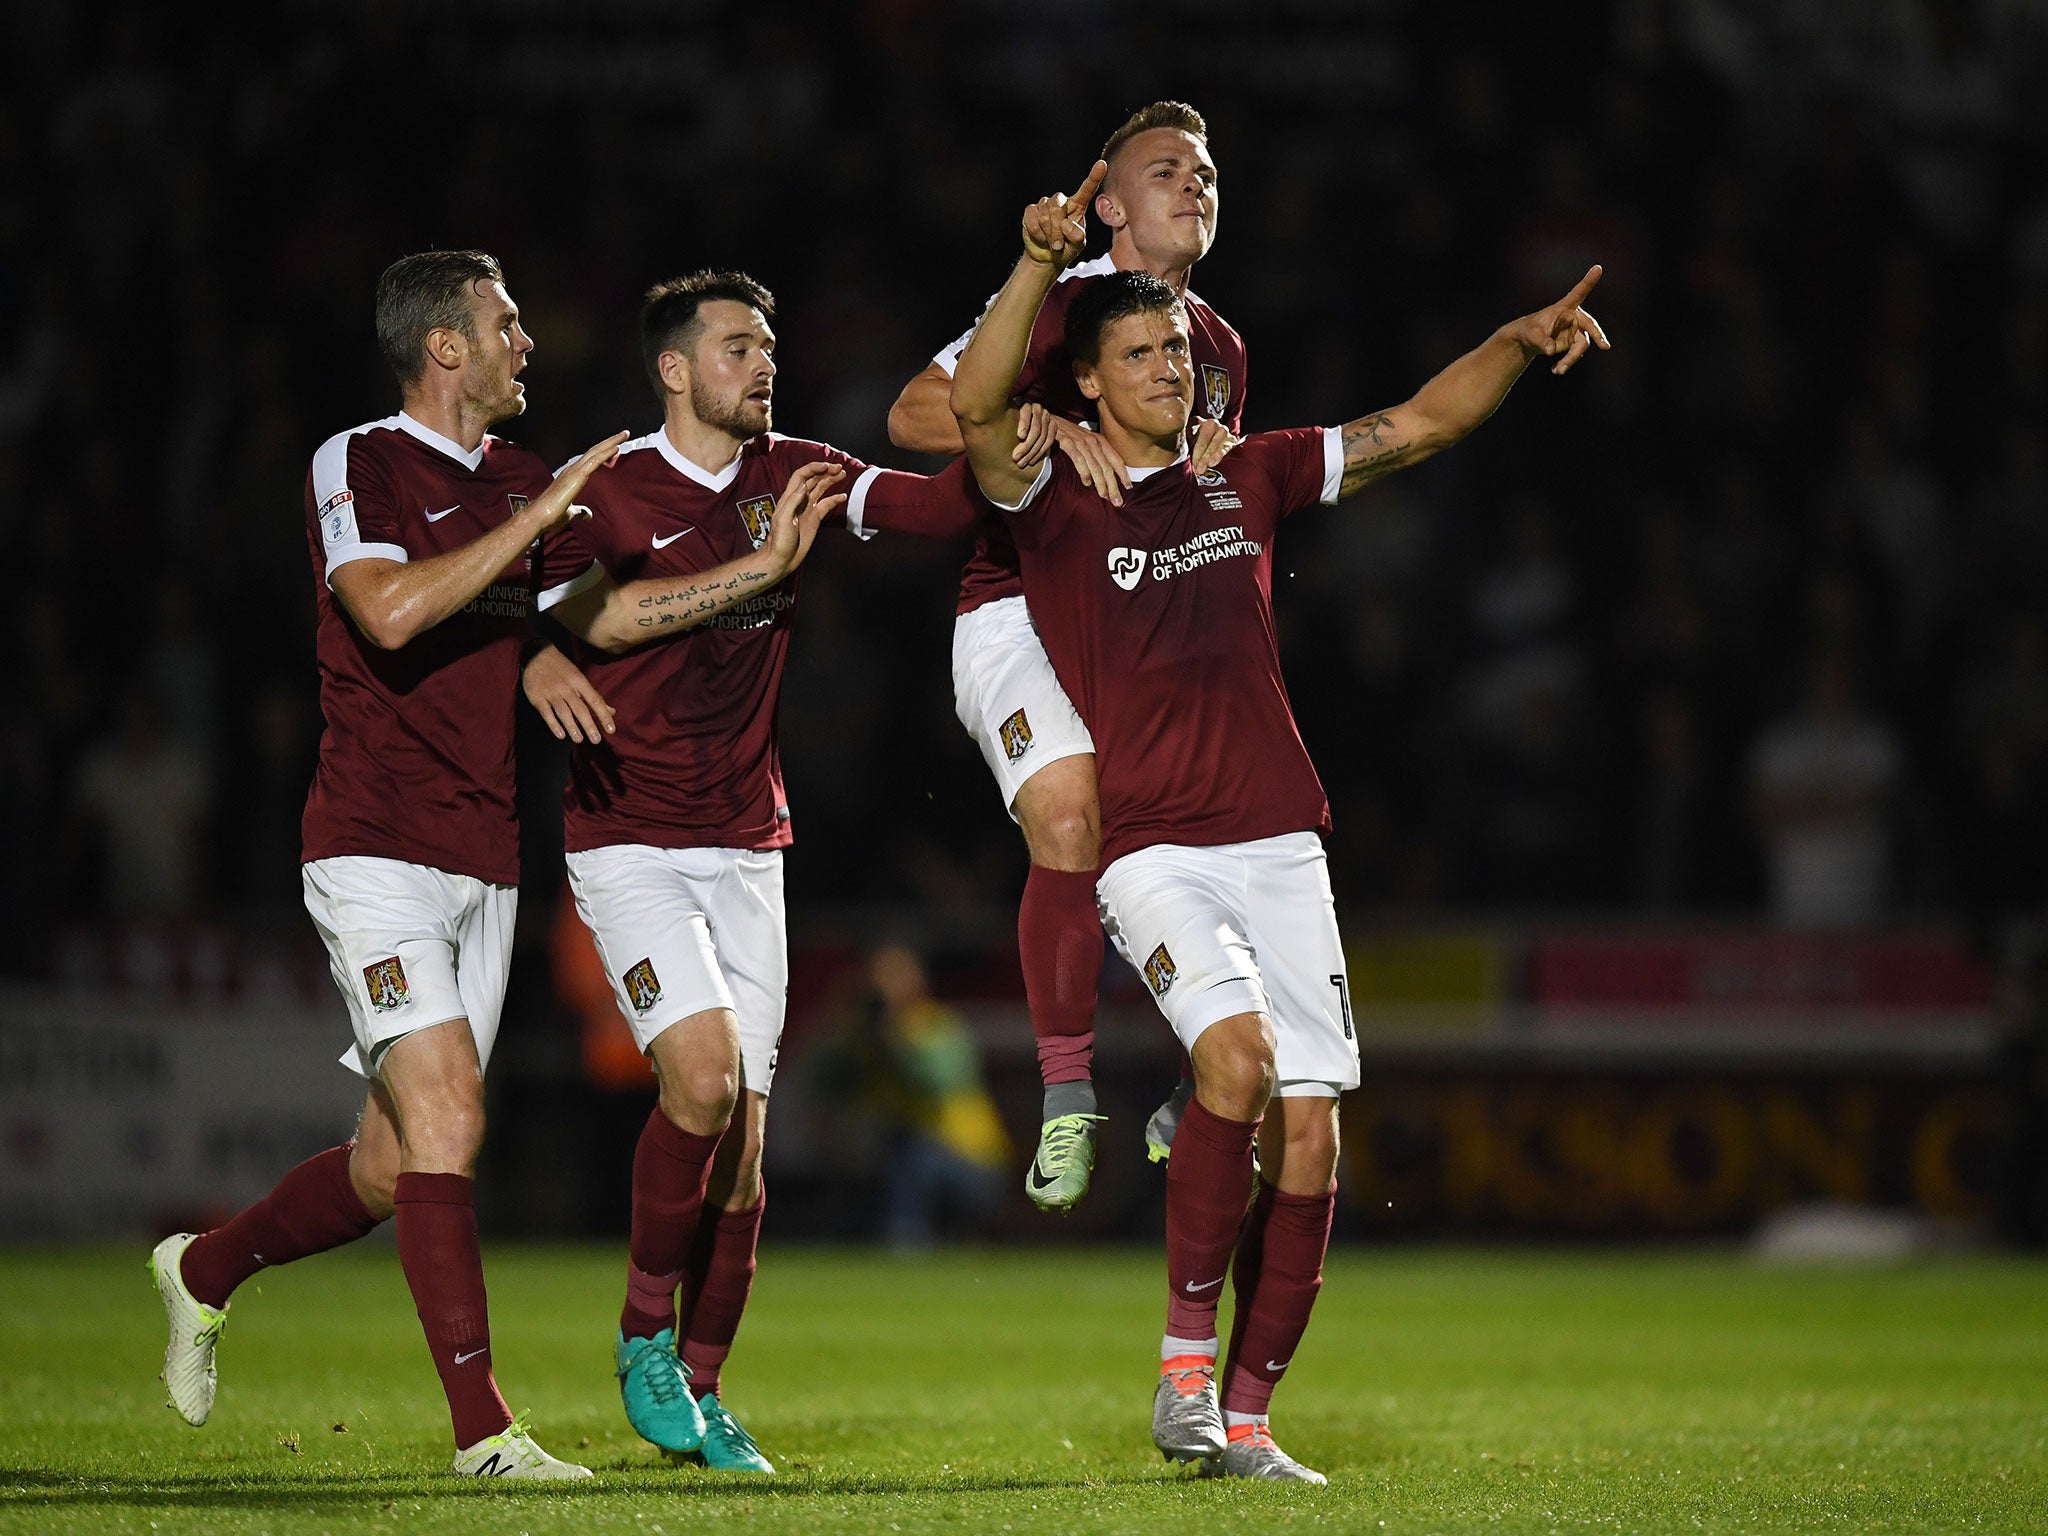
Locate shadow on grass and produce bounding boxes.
[0,1463,1207,1512]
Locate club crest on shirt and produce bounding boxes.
[623,958,663,1014]
[363,957,412,1012]
[508,494,529,515]
[1143,943,1178,997]
[1200,364,1230,419]
[738,495,776,549]
[998,708,1033,763]
[1196,467,1226,488]
[1107,547,1148,591]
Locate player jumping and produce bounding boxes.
[149,251,627,1478]
[951,165,1606,1480]
[522,270,1027,1473]
[890,103,1243,1211]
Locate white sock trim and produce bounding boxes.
[1224,1410,1267,1428]
[1162,1333,1219,1362]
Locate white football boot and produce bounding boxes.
[148,1233,227,1426]
[452,1413,594,1480]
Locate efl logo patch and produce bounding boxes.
[1143,943,1178,997]
[363,957,412,1011]
[1107,546,1148,591]
[1200,364,1231,419]
[623,958,663,1014]
[998,708,1033,763]
[738,495,776,549]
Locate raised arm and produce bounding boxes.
[332,431,628,650]
[951,161,1106,507]
[547,462,846,655]
[1336,266,1609,498]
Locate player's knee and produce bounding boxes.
[1029,806,1100,869]
[658,1059,739,1133]
[1194,1017,1276,1121]
[347,1138,399,1218]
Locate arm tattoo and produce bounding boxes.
[632,565,771,629]
[1340,412,1419,496]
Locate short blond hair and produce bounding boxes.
[1100,101,1208,169]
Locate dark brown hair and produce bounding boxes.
[641,270,775,396]
[374,250,504,388]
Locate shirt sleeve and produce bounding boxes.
[536,518,606,611]
[848,456,985,541]
[931,291,1065,411]
[310,432,406,586]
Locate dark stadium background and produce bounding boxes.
[3,0,2043,1248]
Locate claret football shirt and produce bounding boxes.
[931,255,1249,615]
[301,411,600,884]
[993,427,1343,865]
[542,428,966,853]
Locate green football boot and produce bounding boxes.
[1024,1112,1106,1212]
[615,1328,705,1453]
[689,1391,775,1473]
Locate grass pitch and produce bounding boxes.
[0,1245,2042,1534]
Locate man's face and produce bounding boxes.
[1098,128,1218,268]
[677,299,777,438]
[455,280,533,424]
[1078,308,1193,445]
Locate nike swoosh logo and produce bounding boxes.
[425,505,461,522]
[1183,1276,1224,1294]
[453,1348,488,1365]
[1265,1358,1292,1372]
[651,527,694,548]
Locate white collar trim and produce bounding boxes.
[1127,448,1190,483]
[651,426,751,491]
[396,411,487,471]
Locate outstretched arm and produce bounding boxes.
[332,431,628,650]
[1336,266,1609,498]
[547,463,847,654]
[951,160,1107,507]
[889,363,964,455]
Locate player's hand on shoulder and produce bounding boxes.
[765,461,848,575]
[529,431,631,531]
[1021,160,1106,269]
[522,643,616,743]
[1189,416,1242,478]
[1012,403,1061,469]
[1040,412,1130,507]
[1506,265,1611,376]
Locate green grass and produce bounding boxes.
[0,1245,2043,1534]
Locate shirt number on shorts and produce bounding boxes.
[1329,974,1355,1040]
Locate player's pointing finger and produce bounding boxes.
[1560,265,1603,311]
[1072,159,1108,209]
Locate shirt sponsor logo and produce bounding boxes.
[363,957,412,1011]
[706,588,797,631]
[1146,525,1262,583]
[998,708,1034,763]
[1200,364,1230,420]
[1144,943,1178,997]
[623,958,663,1014]
[1107,547,1148,591]
[737,494,776,549]
[461,580,529,620]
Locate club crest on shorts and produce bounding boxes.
[1143,943,1178,997]
[363,957,412,1011]
[623,958,664,1014]
[998,708,1033,762]
[737,495,776,549]
[1200,364,1230,419]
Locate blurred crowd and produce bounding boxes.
[5,0,2048,978]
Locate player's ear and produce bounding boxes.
[1094,186,1124,230]
[1074,362,1103,403]
[424,325,467,375]
[657,348,691,400]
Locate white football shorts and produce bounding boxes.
[565,844,788,1096]
[302,856,518,1080]
[952,595,1095,815]
[1096,831,1360,1096]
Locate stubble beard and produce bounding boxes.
[693,378,768,440]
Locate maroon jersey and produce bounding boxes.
[543,429,955,853]
[933,255,1249,615]
[996,428,1342,865]
[301,412,598,884]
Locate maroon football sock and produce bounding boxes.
[677,1188,764,1398]
[393,1171,511,1450]
[1019,865,1104,1087]
[1164,1099,1260,1339]
[1221,1180,1335,1417]
[179,1143,382,1308]
[620,1108,723,1342]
